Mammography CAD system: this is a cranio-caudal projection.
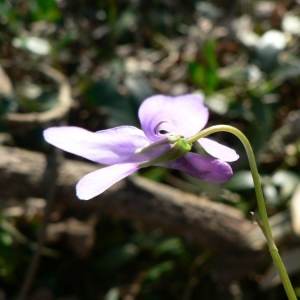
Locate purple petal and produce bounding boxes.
[76,163,138,200]
[198,138,239,162]
[138,94,209,142]
[159,152,233,183]
[44,126,149,164]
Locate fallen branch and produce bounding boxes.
[0,144,251,249]
[1,144,294,280]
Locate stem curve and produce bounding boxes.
[187,125,296,300]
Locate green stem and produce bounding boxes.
[187,125,297,300]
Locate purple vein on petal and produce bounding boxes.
[43,126,150,164]
[198,138,239,162]
[76,163,138,200]
[159,152,233,183]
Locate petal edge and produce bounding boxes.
[44,126,149,164]
[198,138,239,162]
[76,163,138,200]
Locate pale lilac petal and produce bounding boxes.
[198,138,239,162]
[44,126,149,164]
[138,94,209,142]
[76,163,138,200]
[159,152,233,183]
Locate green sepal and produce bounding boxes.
[135,134,182,154]
[138,138,192,168]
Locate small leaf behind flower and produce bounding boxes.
[224,170,254,191]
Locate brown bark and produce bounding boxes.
[0,144,277,280]
[0,144,251,249]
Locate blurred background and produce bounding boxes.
[1,0,300,299]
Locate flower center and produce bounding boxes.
[154,122,175,137]
[158,130,169,135]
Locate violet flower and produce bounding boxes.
[44,94,239,200]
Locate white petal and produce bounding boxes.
[76,163,138,200]
[198,138,239,162]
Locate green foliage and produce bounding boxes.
[146,260,175,281]
[188,40,220,94]
[96,243,139,271]
[31,0,61,22]
[84,74,154,127]
[104,287,119,300]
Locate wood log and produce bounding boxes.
[0,144,277,280]
[0,144,253,250]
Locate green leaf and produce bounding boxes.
[188,61,205,88]
[272,170,300,200]
[32,0,61,22]
[113,7,138,38]
[188,40,219,93]
[271,57,300,82]
[155,237,184,256]
[85,78,145,127]
[0,232,13,247]
[250,97,273,152]
[104,287,119,300]
[146,260,175,281]
[124,75,154,108]
[225,170,254,191]
[140,167,168,181]
[97,243,139,270]
[205,93,230,115]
